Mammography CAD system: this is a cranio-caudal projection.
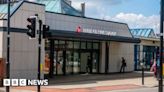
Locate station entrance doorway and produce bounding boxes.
[45,39,100,76]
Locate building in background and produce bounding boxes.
[0,0,18,3]
[0,0,140,79]
[130,28,159,70]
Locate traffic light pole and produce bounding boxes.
[159,0,163,92]
[6,0,10,91]
[37,20,42,92]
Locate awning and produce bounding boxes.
[48,30,140,43]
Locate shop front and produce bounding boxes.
[43,24,140,77]
[45,39,100,75]
[131,28,160,71]
[134,45,159,70]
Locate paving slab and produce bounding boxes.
[0,72,159,92]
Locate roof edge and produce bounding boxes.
[2,0,45,19]
[126,24,134,38]
[24,0,45,6]
[49,29,141,43]
[46,11,128,25]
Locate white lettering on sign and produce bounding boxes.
[3,79,49,86]
[82,28,117,36]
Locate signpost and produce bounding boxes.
[6,0,10,91]
[37,19,42,92]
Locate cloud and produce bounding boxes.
[70,1,160,33]
[106,0,122,5]
[105,13,160,33]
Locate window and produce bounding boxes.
[54,40,58,48]
[58,41,65,48]
[66,41,73,48]
[81,42,86,49]
[74,42,80,49]
[87,42,92,49]
[45,39,50,50]
[93,43,99,49]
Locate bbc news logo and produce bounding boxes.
[3,79,48,86]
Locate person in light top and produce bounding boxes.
[150,59,157,77]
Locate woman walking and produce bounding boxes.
[150,59,157,77]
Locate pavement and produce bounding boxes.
[103,87,160,92]
[0,71,160,92]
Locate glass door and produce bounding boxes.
[53,51,57,75]
[80,52,90,73]
[66,51,73,74]
[92,52,98,73]
[73,52,80,73]
[56,51,64,75]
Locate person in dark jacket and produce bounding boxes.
[87,56,92,73]
[120,57,126,73]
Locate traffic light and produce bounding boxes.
[43,25,50,38]
[26,17,36,38]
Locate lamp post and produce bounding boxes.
[37,19,42,92]
[140,60,144,85]
[6,0,10,91]
[159,0,163,92]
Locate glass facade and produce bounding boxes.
[130,29,155,38]
[38,0,82,16]
[134,45,159,70]
[45,39,100,75]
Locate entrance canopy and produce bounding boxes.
[48,30,140,43]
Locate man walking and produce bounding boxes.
[120,57,126,73]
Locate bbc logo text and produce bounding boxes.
[3,79,48,86]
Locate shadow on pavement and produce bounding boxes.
[48,71,154,85]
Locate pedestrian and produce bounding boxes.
[150,59,157,77]
[120,57,127,73]
[86,56,92,73]
[150,58,154,69]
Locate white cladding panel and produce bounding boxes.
[0,20,4,27]
[2,2,45,79]
[108,42,134,72]
[9,2,45,29]
[99,41,134,73]
[99,42,106,73]
[2,31,45,79]
[46,12,132,37]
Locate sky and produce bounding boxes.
[71,0,160,33]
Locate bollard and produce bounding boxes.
[140,61,144,85]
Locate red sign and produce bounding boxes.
[76,26,81,33]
